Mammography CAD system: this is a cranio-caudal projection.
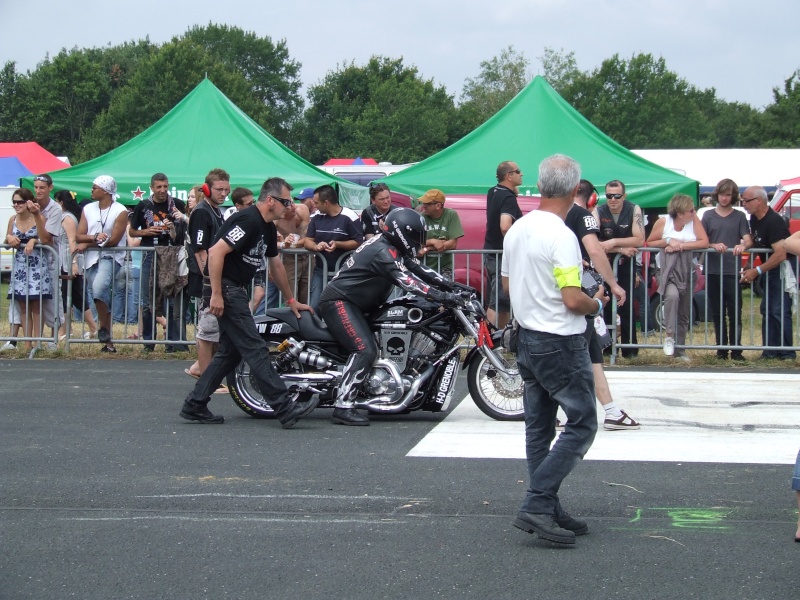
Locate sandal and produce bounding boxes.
[184,368,201,380]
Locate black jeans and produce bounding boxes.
[605,257,638,356]
[706,273,743,358]
[185,284,294,418]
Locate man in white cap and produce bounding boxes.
[76,176,129,352]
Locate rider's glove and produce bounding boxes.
[442,292,464,308]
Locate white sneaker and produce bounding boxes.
[675,354,691,363]
[1,341,16,351]
[663,337,675,356]
[43,342,58,351]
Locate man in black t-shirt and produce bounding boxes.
[361,183,398,238]
[128,172,187,350]
[484,161,523,328]
[185,169,228,380]
[566,180,639,431]
[179,177,318,427]
[740,186,795,360]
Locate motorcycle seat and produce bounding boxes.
[265,308,337,343]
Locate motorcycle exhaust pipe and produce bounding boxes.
[360,361,436,413]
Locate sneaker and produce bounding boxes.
[663,337,674,356]
[603,410,640,431]
[100,346,117,353]
[97,327,111,343]
[180,401,224,424]
[43,342,58,351]
[83,331,97,340]
[731,353,746,362]
[331,407,369,427]
[675,354,691,363]
[513,511,576,545]
[280,396,320,429]
[1,341,17,352]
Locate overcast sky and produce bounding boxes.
[3,0,798,110]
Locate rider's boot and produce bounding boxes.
[332,406,370,426]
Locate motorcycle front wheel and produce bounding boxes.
[226,344,313,418]
[467,347,524,421]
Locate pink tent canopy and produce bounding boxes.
[778,176,800,188]
[0,142,69,174]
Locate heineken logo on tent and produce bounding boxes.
[131,186,146,200]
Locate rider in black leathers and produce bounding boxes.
[318,208,462,426]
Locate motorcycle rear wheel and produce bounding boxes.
[226,346,313,418]
[467,347,524,421]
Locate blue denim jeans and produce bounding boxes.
[308,268,325,312]
[516,327,597,516]
[759,270,795,359]
[86,257,118,308]
[793,448,800,491]
[140,250,155,340]
[184,285,294,419]
[112,263,140,325]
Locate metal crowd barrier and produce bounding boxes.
[607,247,800,364]
[0,243,60,357]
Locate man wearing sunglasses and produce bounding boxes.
[484,161,523,328]
[740,186,795,360]
[180,177,317,427]
[593,180,645,358]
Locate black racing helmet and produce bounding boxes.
[382,208,427,258]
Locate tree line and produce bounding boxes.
[1,24,798,167]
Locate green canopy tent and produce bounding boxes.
[22,79,367,209]
[379,76,697,208]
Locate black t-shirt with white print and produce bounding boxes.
[216,205,278,287]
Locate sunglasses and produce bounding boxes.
[606,193,624,200]
[33,175,52,184]
[270,195,293,208]
[507,169,522,175]
[12,200,27,205]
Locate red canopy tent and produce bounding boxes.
[322,157,378,166]
[0,142,70,174]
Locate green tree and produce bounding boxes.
[537,46,580,94]
[559,53,718,148]
[758,69,800,147]
[0,61,24,142]
[182,24,303,140]
[15,50,111,157]
[296,56,458,164]
[76,39,275,162]
[459,45,531,130]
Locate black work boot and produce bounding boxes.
[278,396,320,429]
[331,407,370,426]
[180,401,224,424]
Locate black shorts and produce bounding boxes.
[581,318,603,364]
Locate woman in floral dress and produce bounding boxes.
[5,188,52,350]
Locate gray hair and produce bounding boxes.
[538,154,580,199]
[750,186,768,203]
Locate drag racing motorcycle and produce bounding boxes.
[226,284,524,421]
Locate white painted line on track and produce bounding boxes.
[409,371,800,464]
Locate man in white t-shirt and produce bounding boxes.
[502,154,607,546]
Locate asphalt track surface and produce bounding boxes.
[1,359,798,600]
